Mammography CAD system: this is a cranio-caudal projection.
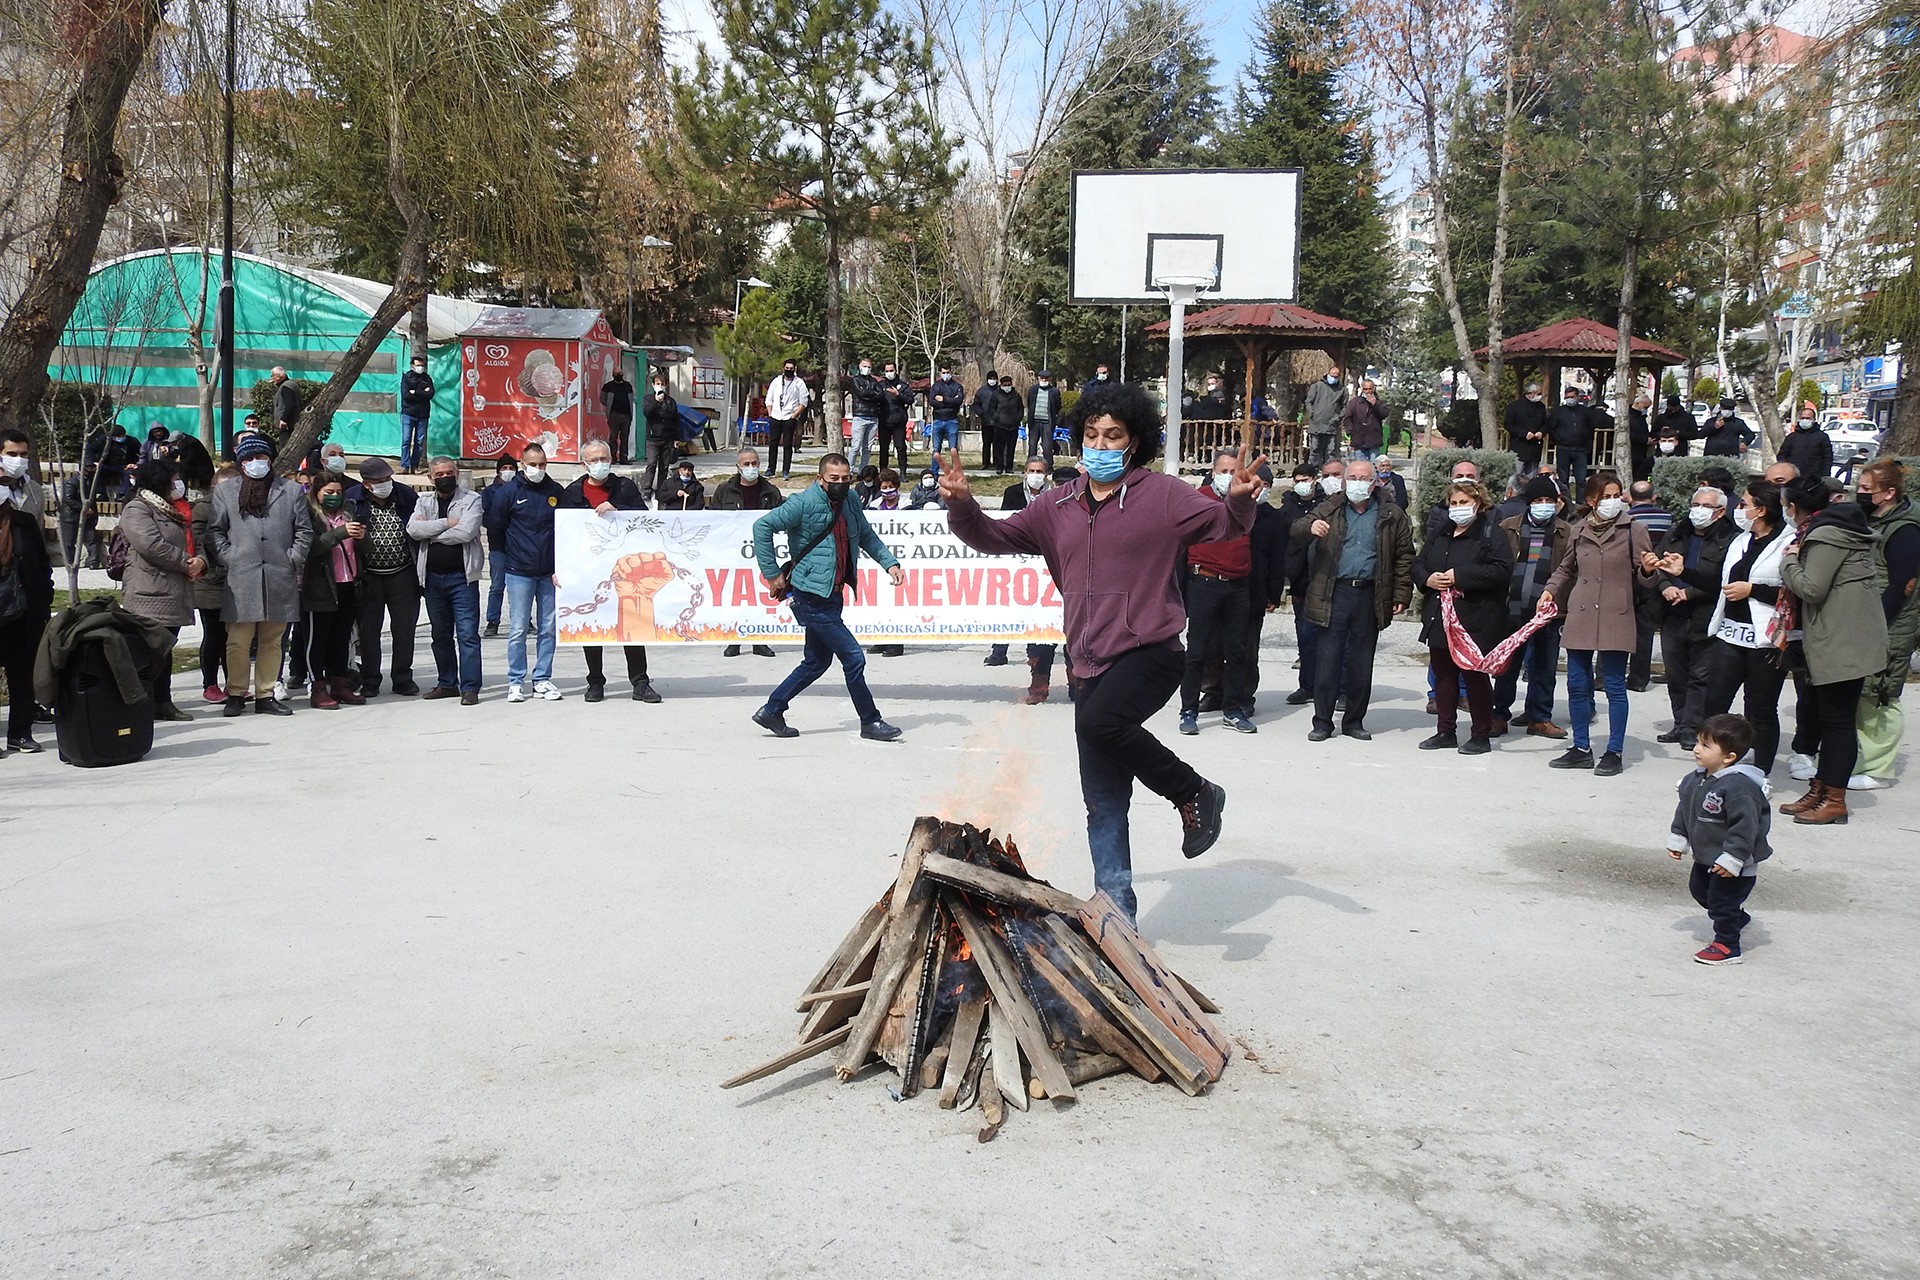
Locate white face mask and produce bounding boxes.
[167,478,185,500]
[1024,472,1046,492]
[1798,417,1816,428]
[1448,504,1475,526]
[1210,472,1232,495]
[370,480,394,499]
[324,454,347,473]
[1596,496,1625,521]
[1345,479,1373,504]
[1325,374,1339,385]
[1659,441,1677,454]
[0,454,28,478]
[521,466,546,484]
[586,461,613,481]
[1688,505,1718,528]
[859,366,872,376]
[1319,475,1342,496]
[1293,480,1314,497]
[1529,502,1558,524]
[739,466,761,484]
[242,459,271,480]
[498,470,515,483]
[1733,507,1756,532]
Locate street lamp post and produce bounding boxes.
[1039,298,1051,371]
[731,276,771,441]
[217,0,236,456]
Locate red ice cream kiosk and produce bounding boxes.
[458,308,621,463]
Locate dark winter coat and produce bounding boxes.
[1776,422,1834,478]
[207,474,313,623]
[1668,764,1773,874]
[848,373,888,419]
[116,490,197,628]
[642,390,680,440]
[1290,494,1416,631]
[1504,397,1548,461]
[1026,383,1062,429]
[1417,511,1515,647]
[1248,501,1292,612]
[560,472,649,513]
[1652,516,1738,635]
[301,509,357,612]
[987,386,1025,430]
[709,474,785,511]
[1547,401,1590,449]
[1780,502,1888,686]
[482,471,567,577]
[1701,414,1754,456]
[1653,406,1696,443]
[1341,394,1390,451]
[399,369,435,418]
[656,475,706,511]
[927,376,966,421]
[600,375,635,418]
[879,375,912,428]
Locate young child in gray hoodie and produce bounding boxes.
[1667,713,1774,965]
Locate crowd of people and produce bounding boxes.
[3,377,1915,959]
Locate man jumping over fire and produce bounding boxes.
[940,382,1264,920]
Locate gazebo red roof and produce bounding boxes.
[1144,303,1366,338]
[1483,317,1684,365]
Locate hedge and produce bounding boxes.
[1650,455,1755,516]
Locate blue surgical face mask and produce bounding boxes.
[1083,448,1127,483]
[1529,501,1557,524]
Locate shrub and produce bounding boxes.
[1651,454,1754,516]
[1414,447,1520,537]
[248,377,326,431]
[1692,375,1719,405]
[33,382,116,463]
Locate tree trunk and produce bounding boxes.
[824,221,843,447]
[410,295,429,361]
[1885,357,1920,458]
[0,0,165,438]
[1613,232,1642,434]
[1476,53,1525,449]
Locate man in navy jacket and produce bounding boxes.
[483,442,568,701]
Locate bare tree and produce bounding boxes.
[913,0,1184,375]
[1349,0,1547,447]
[0,0,167,440]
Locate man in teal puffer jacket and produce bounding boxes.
[750,453,906,741]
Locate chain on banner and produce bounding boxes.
[553,510,1068,646]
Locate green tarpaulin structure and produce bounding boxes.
[52,249,487,458]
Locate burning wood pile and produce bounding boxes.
[723,817,1230,1140]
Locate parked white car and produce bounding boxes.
[1824,418,1882,478]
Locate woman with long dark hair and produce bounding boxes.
[1702,479,1792,773]
[940,383,1263,919]
[1776,476,1888,824]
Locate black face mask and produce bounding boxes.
[825,480,850,504]
[433,475,457,495]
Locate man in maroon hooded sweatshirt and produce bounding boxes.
[940,382,1263,920]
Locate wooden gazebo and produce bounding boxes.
[1481,318,1685,467]
[1146,303,1367,467]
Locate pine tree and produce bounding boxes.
[1218,0,1392,332]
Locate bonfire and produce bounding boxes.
[722,818,1230,1140]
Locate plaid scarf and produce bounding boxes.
[1769,519,1809,651]
[1509,518,1556,611]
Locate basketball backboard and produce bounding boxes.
[1068,169,1302,304]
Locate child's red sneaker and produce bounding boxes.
[1693,942,1743,966]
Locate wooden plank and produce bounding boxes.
[986,1003,1029,1112]
[900,903,949,1094]
[948,899,1076,1102]
[938,996,988,1109]
[921,852,1087,917]
[1043,916,1213,1096]
[1075,893,1232,1079]
[834,818,942,1079]
[1173,971,1222,1015]
[796,914,885,1043]
[1063,1050,1130,1087]
[796,894,888,1010]
[876,924,933,1072]
[1021,942,1162,1083]
[979,1064,1005,1126]
[797,981,872,1007]
[720,1024,851,1089]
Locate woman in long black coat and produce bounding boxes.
[1418,479,1516,753]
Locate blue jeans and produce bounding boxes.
[1494,618,1561,725]
[765,591,880,723]
[926,419,959,455]
[850,416,878,471]
[504,572,556,686]
[1567,647,1629,753]
[424,571,482,692]
[486,549,508,626]
[400,414,429,471]
[1349,445,1380,462]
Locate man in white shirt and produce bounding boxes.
[764,359,810,480]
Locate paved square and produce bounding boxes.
[5,635,1917,1277]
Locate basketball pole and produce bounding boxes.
[1158,280,1202,475]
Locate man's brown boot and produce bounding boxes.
[332,676,367,706]
[1794,784,1849,825]
[310,679,339,710]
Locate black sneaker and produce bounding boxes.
[391,680,421,697]
[860,719,903,742]
[723,644,742,657]
[752,645,776,657]
[6,735,45,753]
[584,682,605,703]
[1178,782,1226,859]
[1285,688,1313,705]
[1459,736,1492,755]
[1418,731,1458,750]
[223,698,248,718]
[752,706,798,738]
[1550,747,1595,770]
[253,698,293,717]
[1594,751,1624,776]
[1656,727,1696,745]
[483,622,499,638]
[632,680,662,703]
[1197,693,1224,713]
[983,650,1008,667]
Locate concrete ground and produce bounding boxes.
[4,619,1917,1279]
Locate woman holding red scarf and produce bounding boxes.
[1417,479,1514,754]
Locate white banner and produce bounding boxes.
[553,510,1067,646]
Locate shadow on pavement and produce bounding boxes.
[1137,858,1369,962]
